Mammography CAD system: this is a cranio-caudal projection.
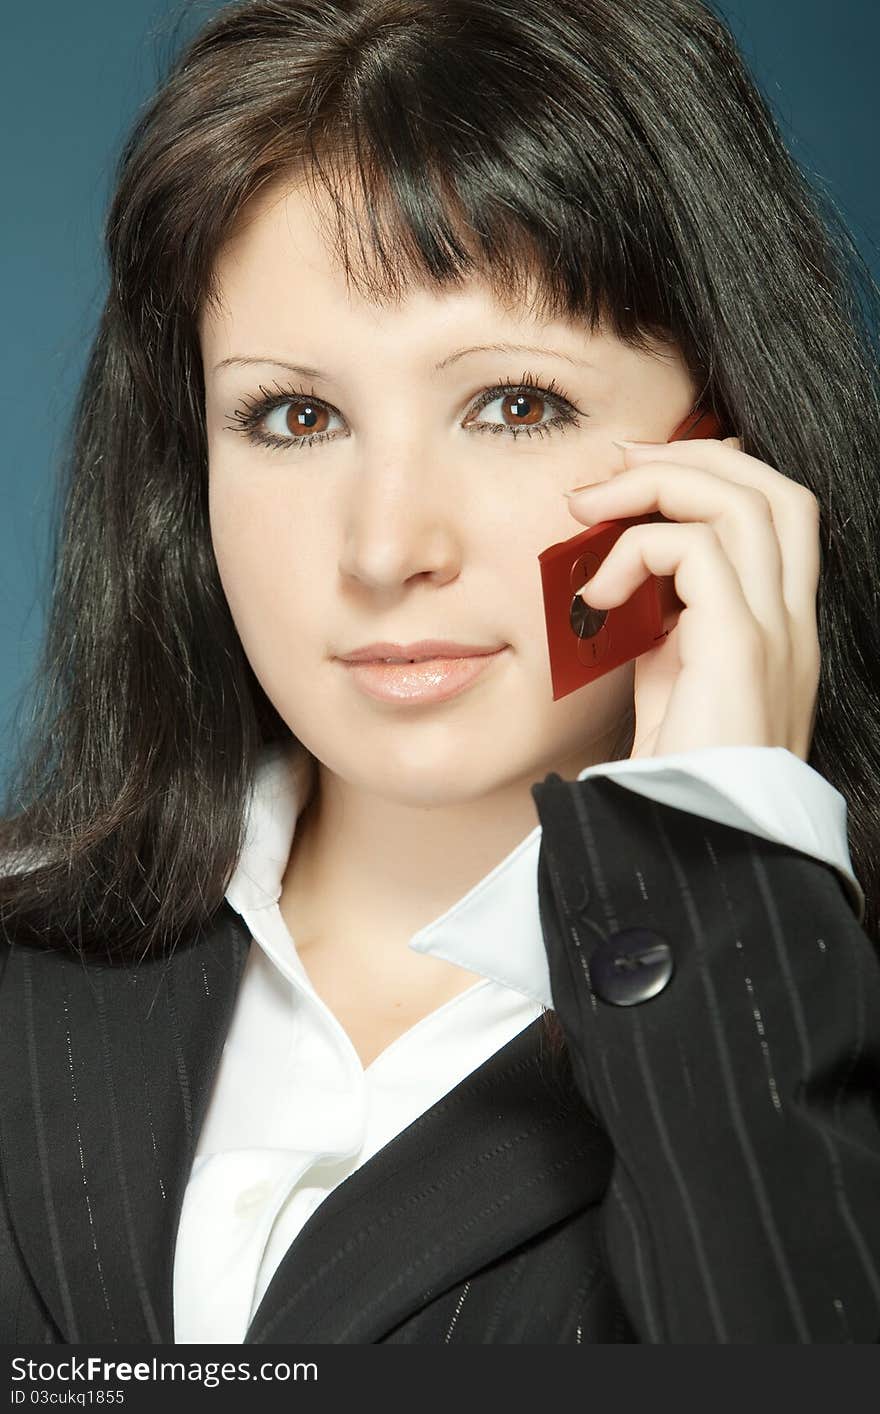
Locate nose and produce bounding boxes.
[337,445,463,592]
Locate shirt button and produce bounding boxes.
[234,1181,273,1216]
[588,928,674,1006]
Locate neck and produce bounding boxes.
[279,733,617,962]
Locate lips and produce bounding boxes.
[338,639,506,663]
[339,647,508,704]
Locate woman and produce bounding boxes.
[1,0,879,1345]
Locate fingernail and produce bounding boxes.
[612,439,664,449]
[562,483,601,497]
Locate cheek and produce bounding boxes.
[495,500,594,642]
[209,485,262,615]
[208,480,318,634]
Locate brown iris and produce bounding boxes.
[284,399,331,436]
[501,392,545,426]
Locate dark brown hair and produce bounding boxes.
[2,0,878,1064]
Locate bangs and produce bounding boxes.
[295,142,675,355]
[275,97,684,360]
[197,2,711,376]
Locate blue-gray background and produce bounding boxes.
[1,1,878,789]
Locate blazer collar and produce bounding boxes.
[0,900,610,1345]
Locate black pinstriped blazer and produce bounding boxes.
[2,772,879,1344]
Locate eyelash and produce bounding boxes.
[224,369,586,452]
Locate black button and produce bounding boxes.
[588,928,674,1006]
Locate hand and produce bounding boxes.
[563,437,822,760]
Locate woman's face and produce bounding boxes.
[200,180,699,805]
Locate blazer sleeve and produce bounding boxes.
[529,770,880,1344]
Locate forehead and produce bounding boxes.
[203,172,572,334]
[199,174,689,399]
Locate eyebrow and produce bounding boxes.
[212,342,595,377]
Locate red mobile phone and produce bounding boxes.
[537,407,725,700]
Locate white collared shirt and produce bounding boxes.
[172,740,863,1343]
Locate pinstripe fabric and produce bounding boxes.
[0,917,251,1344]
[1,773,879,1343]
[532,774,880,1342]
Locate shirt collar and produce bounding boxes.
[224,739,553,1008]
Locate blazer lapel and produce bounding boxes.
[244,1020,612,1344]
[0,902,251,1344]
[1,898,612,1347]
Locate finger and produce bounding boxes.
[579,519,766,679]
[610,439,821,637]
[566,461,789,646]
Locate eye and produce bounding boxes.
[224,368,586,452]
[464,371,585,441]
[258,395,343,443]
[225,381,343,451]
